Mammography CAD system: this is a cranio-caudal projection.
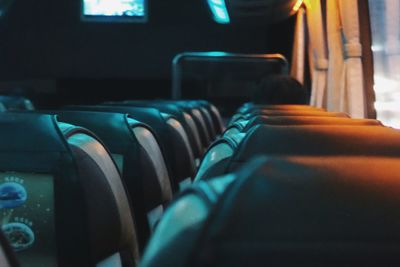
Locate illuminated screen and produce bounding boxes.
[82,0,147,22]
[0,172,57,267]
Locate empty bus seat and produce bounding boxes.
[0,113,138,266]
[194,135,243,181]
[224,116,383,138]
[167,100,218,141]
[65,105,196,192]
[196,100,225,135]
[141,156,400,267]
[105,100,204,164]
[209,117,382,180]
[227,125,400,171]
[195,103,217,139]
[230,110,350,125]
[197,124,400,180]
[162,101,212,149]
[237,103,325,114]
[176,101,216,140]
[46,110,173,251]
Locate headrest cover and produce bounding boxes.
[144,156,400,267]
[189,156,400,266]
[242,116,382,131]
[232,125,400,163]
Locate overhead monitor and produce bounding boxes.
[82,0,147,22]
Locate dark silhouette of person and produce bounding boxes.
[251,75,309,105]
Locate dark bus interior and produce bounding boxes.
[1,0,400,267]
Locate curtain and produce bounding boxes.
[305,0,329,107]
[290,7,306,85]
[326,0,366,117]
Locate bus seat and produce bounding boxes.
[116,100,205,162]
[199,124,400,179]
[237,103,325,114]
[163,101,212,149]
[48,110,173,251]
[230,110,350,124]
[229,125,400,168]
[0,113,138,266]
[161,112,196,188]
[238,116,382,133]
[197,100,225,134]
[171,100,217,141]
[65,105,195,193]
[194,136,242,181]
[141,156,400,267]
[197,105,217,139]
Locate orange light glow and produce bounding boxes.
[292,0,304,12]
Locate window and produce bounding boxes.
[369,0,400,128]
[82,0,147,22]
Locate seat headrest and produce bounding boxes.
[105,100,204,159]
[238,104,325,114]
[249,110,350,118]
[142,156,400,267]
[194,137,240,181]
[242,116,382,131]
[52,111,143,152]
[232,125,400,165]
[230,110,350,124]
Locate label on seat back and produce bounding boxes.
[147,205,164,233]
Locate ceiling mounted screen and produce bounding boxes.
[82,0,147,22]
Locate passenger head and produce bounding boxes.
[251,75,309,105]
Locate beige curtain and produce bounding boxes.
[305,0,329,107]
[326,0,366,117]
[290,7,306,85]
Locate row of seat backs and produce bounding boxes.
[63,105,196,192]
[0,113,138,267]
[142,155,400,267]
[196,105,386,181]
[106,101,205,159]
[104,100,224,155]
[227,116,382,135]
[0,98,222,266]
[50,100,222,252]
[141,104,400,266]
